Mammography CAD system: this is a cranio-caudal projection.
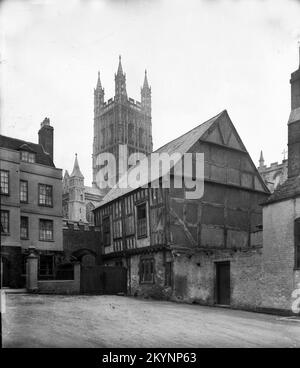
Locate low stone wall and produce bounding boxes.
[37,263,80,295]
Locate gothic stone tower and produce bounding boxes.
[67,154,86,222]
[92,56,153,190]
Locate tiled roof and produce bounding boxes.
[0,134,55,167]
[263,175,300,205]
[96,110,225,208]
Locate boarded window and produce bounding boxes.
[295,219,300,269]
[103,216,111,246]
[140,258,154,283]
[137,203,147,238]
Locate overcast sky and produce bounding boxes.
[1,0,300,185]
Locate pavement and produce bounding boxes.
[2,293,300,348]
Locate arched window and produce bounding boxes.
[86,202,95,224]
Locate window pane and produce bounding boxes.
[140,259,154,283]
[39,184,53,206]
[137,203,147,238]
[39,219,53,241]
[21,151,35,163]
[0,170,9,195]
[1,211,9,233]
[20,181,28,202]
[20,216,29,239]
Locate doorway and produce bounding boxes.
[216,261,230,305]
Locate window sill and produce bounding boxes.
[1,232,10,236]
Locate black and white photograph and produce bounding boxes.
[1,0,300,351]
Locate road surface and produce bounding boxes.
[2,294,300,348]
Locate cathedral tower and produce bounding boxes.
[92,56,153,191]
[288,46,300,178]
[68,154,86,222]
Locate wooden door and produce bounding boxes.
[216,261,230,305]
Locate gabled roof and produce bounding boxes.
[96,109,269,209]
[0,134,55,167]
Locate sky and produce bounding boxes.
[1,0,300,185]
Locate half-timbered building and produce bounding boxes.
[94,110,270,308]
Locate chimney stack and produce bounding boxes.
[38,117,54,161]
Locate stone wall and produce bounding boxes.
[261,199,300,312]
[129,251,173,300]
[172,248,263,309]
[63,222,101,263]
[37,263,80,294]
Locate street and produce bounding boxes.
[2,294,300,348]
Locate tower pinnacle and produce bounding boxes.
[96,71,102,89]
[143,69,150,89]
[117,55,124,75]
[259,150,265,168]
[71,153,84,178]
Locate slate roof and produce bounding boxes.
[263,175,300,205]
[0,134,55,167]
[96,110,225,208]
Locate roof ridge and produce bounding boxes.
[154,110,226,152]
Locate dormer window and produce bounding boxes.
[21,151,35,163]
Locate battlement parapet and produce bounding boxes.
[63,219,100,232]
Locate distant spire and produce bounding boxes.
[96,71,102,89]
[71,153,84,178]
[259,150,265,168]
[117,55,123,75]
[143,69,150,89]
[64,170,70,178]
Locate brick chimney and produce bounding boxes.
[38,117,54,161]
[288,47,300,178]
